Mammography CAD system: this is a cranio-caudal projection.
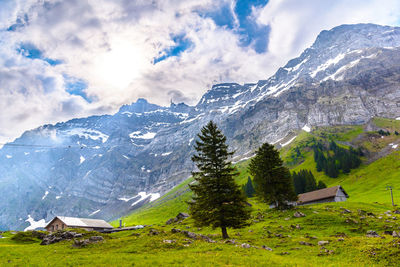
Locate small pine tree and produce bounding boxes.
[243,176,256,198]
[188,121,250,239]
[249,143,297,209]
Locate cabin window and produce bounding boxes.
[56,224,58,230]
[51,225,54,231]
[62,224,65,230]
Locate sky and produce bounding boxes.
[1,0,400,143]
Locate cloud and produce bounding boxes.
[0,0,400,143]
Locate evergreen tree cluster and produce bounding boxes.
[378,129,391,136]
[292,169,326,194]
[313,141,362,178]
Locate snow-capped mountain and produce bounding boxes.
[1,23,400,230]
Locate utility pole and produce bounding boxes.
[387,186,395,207]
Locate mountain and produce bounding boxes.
[1,23,400,230]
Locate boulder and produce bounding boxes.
[89,236,104,242]
[241,243,251,248]
[176,213,190,220]
[262,245,273,251]
[299,241,313,246]
[366,230,380,237]
[225,239,236,244]
[318,241,329,246]
[163,239,176,243]
[294,212,306,218]
[148,229,160,236]
[393,231,400,237]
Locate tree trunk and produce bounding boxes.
[221,226,229,239]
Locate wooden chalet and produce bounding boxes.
[45,216,113,232]
[297,185,349,206]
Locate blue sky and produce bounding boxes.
[0,0,400,142]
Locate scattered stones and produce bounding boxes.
[262,245,273,251]
[393,231,400,237]
[341,208,352,214]
[171,228,215,243]
[148,229,160,236]
[366,230,380,238]
[224,239,236,244]
[166,213,190,225]
[89,236,104,242]
[284,217,290,221]
[367,212,375,217]
[241,243,251,248]
[72,239,90,248]
[248,229,253,233]
[318,249,334,256]
[384,210,392,215]
[394,210,400,214]
[294,212,306,218]
[279,252,290,255]
[345,218,358,224]
[40,231,84,246]
[274,233,284,238]
[299,241,313,246]
[318,241,329,246]
[337,238,344,242]
[163,239,176,244]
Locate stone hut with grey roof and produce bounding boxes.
[45,216,113,232]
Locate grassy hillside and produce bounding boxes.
[117,118,400,226]
[2,117,400,266]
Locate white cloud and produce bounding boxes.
[0,0,399,143]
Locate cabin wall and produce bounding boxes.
[298,197,336,206]
[45,218,67,232]
[335,189,348,202]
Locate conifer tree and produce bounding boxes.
[249,143,297,209]
[188,121,250,239]
[317,180,327,189]
[242,176,256,198]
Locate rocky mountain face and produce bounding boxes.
[1,23,400,230]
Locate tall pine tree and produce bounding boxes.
[188,121,250,239]
[249,143,297,209]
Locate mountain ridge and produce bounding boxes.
[1,23,400,230]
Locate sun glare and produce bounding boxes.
[94,41,143,90]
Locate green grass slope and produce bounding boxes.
[118,118,400,227]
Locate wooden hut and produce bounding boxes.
[297,185,349,206]
[45,216,113,232]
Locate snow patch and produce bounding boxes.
[119,192,160,206]
[6,155,12,159]
[161,152,172,156]
[123,155,130,159]
[24,152,30,155]
[42,191,49,200]
[302,125,311,132]
[280,136,297,147]
[56,196,61,200]
[129,131,156,139]
[64,128,109,143]
[24,215,47,231]
[310,53,345,78]
[80,155,85,164]
[89,209,101,216]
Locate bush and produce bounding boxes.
[11,231,46,243]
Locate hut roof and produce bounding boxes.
[45,216,113,229]
[297,185,348,204]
